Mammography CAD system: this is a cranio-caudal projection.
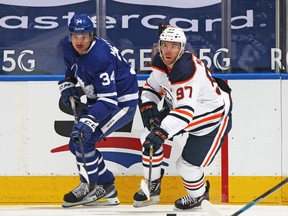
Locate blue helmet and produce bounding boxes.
[68,13,94,34]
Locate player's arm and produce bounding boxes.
[140,67,166,129]
[141,52,166,104]
[161,81,196,138]
[58,46,79,108]
[159,56,198,138]
[68,66,118,146]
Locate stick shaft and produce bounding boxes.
[231,178,288,216]
[69,96,89,181]
[147,120,156,192]
[70,96,78,124]
[148,145,153,191]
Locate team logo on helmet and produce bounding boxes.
[159,27,186,49]
[75,19,83,24]
[69,13,94,34]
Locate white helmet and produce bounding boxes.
[159,27,186,49]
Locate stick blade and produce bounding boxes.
[201,200,223,216]
[140,179,150,199]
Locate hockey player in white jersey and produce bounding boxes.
[58,13,138,207]
[133,27,232,210]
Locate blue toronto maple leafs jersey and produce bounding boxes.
[62,36,139,121]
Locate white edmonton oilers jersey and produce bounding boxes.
[141,51,226,137]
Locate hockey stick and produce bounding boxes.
[139,118,158,201]
[69,96,89,184]
[202,178,288,216]
[140,128,154,200]
[201,200,223,216]
[140,144,154,200]
[148,144,153,193]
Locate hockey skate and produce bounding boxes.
[174,180,210,210]
[62,182,97,208]
[133,169,164,208]
[83,183,120,206]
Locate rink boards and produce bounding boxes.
[0,77,287,204]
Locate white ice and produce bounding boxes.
[0,204,287,216]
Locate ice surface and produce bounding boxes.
[0,204,287,216]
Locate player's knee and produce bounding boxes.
[176,156,203,180]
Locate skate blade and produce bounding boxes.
[83,197,120,207]
[173,203,202,211]
[62,196,97,208]
[133,196,160,208]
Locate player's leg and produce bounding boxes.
[133,128,165,207]
[133,105,170,207]
[174,156,210,210]
[63,132,104,207]
[175,114,232,210]
[82,148,119,207]
[133,152,164,207]
[84,106,137,206]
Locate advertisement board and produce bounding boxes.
[0,0,276,75]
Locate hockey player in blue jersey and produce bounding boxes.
[58,13,139,208]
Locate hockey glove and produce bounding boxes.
[58,79,80,109]
[71,115,99,145]
[140,102,160,130]
[143,127,168,153]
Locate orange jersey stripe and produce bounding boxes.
[183,179,204,189]
[172,108,193,118]
[151,66,166,73]
[185,113,223,128]
[142,155,164,163]
[202,116,229,167]
[143,82,164,96]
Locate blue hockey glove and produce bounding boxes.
[58,79,80,109]
[143,127,168,153]
[71,115,99,145]
[140,102,160,130]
